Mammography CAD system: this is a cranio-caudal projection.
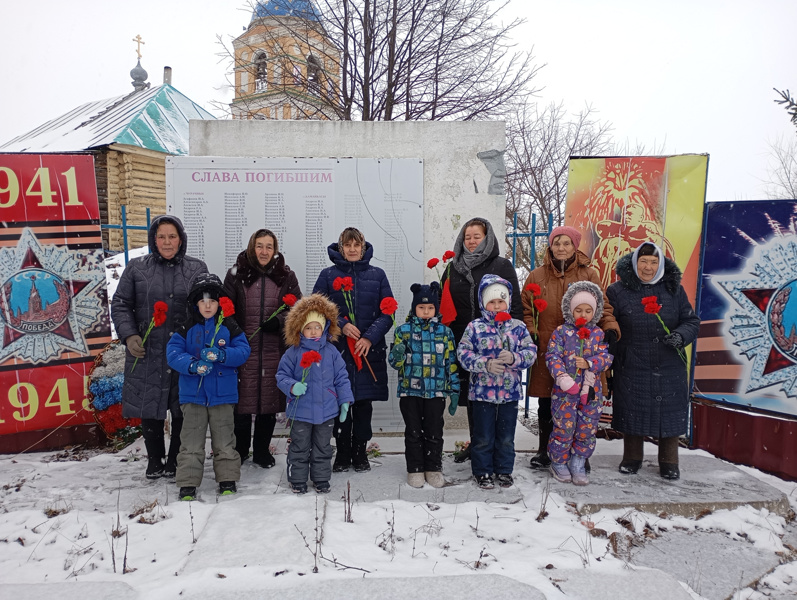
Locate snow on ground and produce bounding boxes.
[0,435,795,599]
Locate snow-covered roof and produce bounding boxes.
[0,84,216,155]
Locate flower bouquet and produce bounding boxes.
[88,341,142,450]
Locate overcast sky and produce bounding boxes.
[0,0,794,203]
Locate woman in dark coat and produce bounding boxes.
[442,217,523,462]
[606,241,699,480]
[313,227,395,473]
[224,229,301,468]
[112,215,208,479]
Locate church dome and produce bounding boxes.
[251,0,319,21]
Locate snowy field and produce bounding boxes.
[0,436,796,599]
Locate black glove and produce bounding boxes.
[604,329,618,356]
[260,317,281,333]
[663,332,684,349]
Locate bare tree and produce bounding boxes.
[765,135,797,199]
[217,0,541,121]
[505,101,613,274]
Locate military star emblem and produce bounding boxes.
[0,228,104,364]
[714,236,797,397]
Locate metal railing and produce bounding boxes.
[101,206,151,264]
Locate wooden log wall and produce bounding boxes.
[105,150,167,252]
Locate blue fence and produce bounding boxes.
[101,206,151,264]
[508,212,554,418]
[508,212,553,270]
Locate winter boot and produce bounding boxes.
[142,419,166,479]
[530,406,553,469]
[146,457,165,480]
[424,471,445,488]
[164,416,182,477]
[549,462,572,483]
[659,463,680,480]
[407,472,425,488]
[352,439,370,472]
[333,436,352,472]
[219,481,237,496]
[291,482,308,494]
[254,449,276,469]
[569,455,589,486]
[314,481,331,494]
[620,434,644,475]
[496,474,514,488]
[476,474,494,489]
[179,487,197,501]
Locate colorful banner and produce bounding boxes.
[564,155,709,307]
[0,154,110,435]
[695,200,797,417]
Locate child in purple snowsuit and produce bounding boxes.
[546,281,613,486]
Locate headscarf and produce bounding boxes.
[452,218,498,281]
[632,242,665,285]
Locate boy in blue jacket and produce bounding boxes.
[389,282,459,489]
[166,273,251,501]
[277,294,354,494]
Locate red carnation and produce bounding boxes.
[442,250,456,262]
[153,301,169,327]
[341,277,354,292]
[300,350,323,369]
[525,283,541,296]
[578,327,591,340]
[495,312,511,322]
[427,257,440,269]
[219,297,235,317]
[380,297,399,316]
[533,298,548,312]
[644,303,661,314]
[333,277,344,291]
[641,296,658,306]
[283,294,298,307]
[574,317,588,327]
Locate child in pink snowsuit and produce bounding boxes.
[546,281,612,485]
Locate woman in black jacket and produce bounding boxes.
[606,242,699,480]
[442,217,523,462]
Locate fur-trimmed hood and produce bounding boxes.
[283,293,341,347]
[230,249,291,287]
[561,280,604,327]
[615,252,682,295]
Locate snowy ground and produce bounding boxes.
[0,433,795,599]
[13,248,780,597]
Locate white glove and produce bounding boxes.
[486,359,506,375]
[583,370,596,387]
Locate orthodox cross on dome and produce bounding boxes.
[132,34,145,59]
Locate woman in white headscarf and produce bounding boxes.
[606,242,699,480]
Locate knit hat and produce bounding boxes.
[302,311,326,332]
[570,290,597,314]
[188,273,225,305]
[411,281,440,313]
[548,225,582,250]
[481,282,510,307]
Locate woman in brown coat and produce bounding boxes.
[224,229,302,468]
[522,225,620,469]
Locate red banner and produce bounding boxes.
[0,154,110,435]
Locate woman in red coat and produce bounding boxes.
[224,229,302,468]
